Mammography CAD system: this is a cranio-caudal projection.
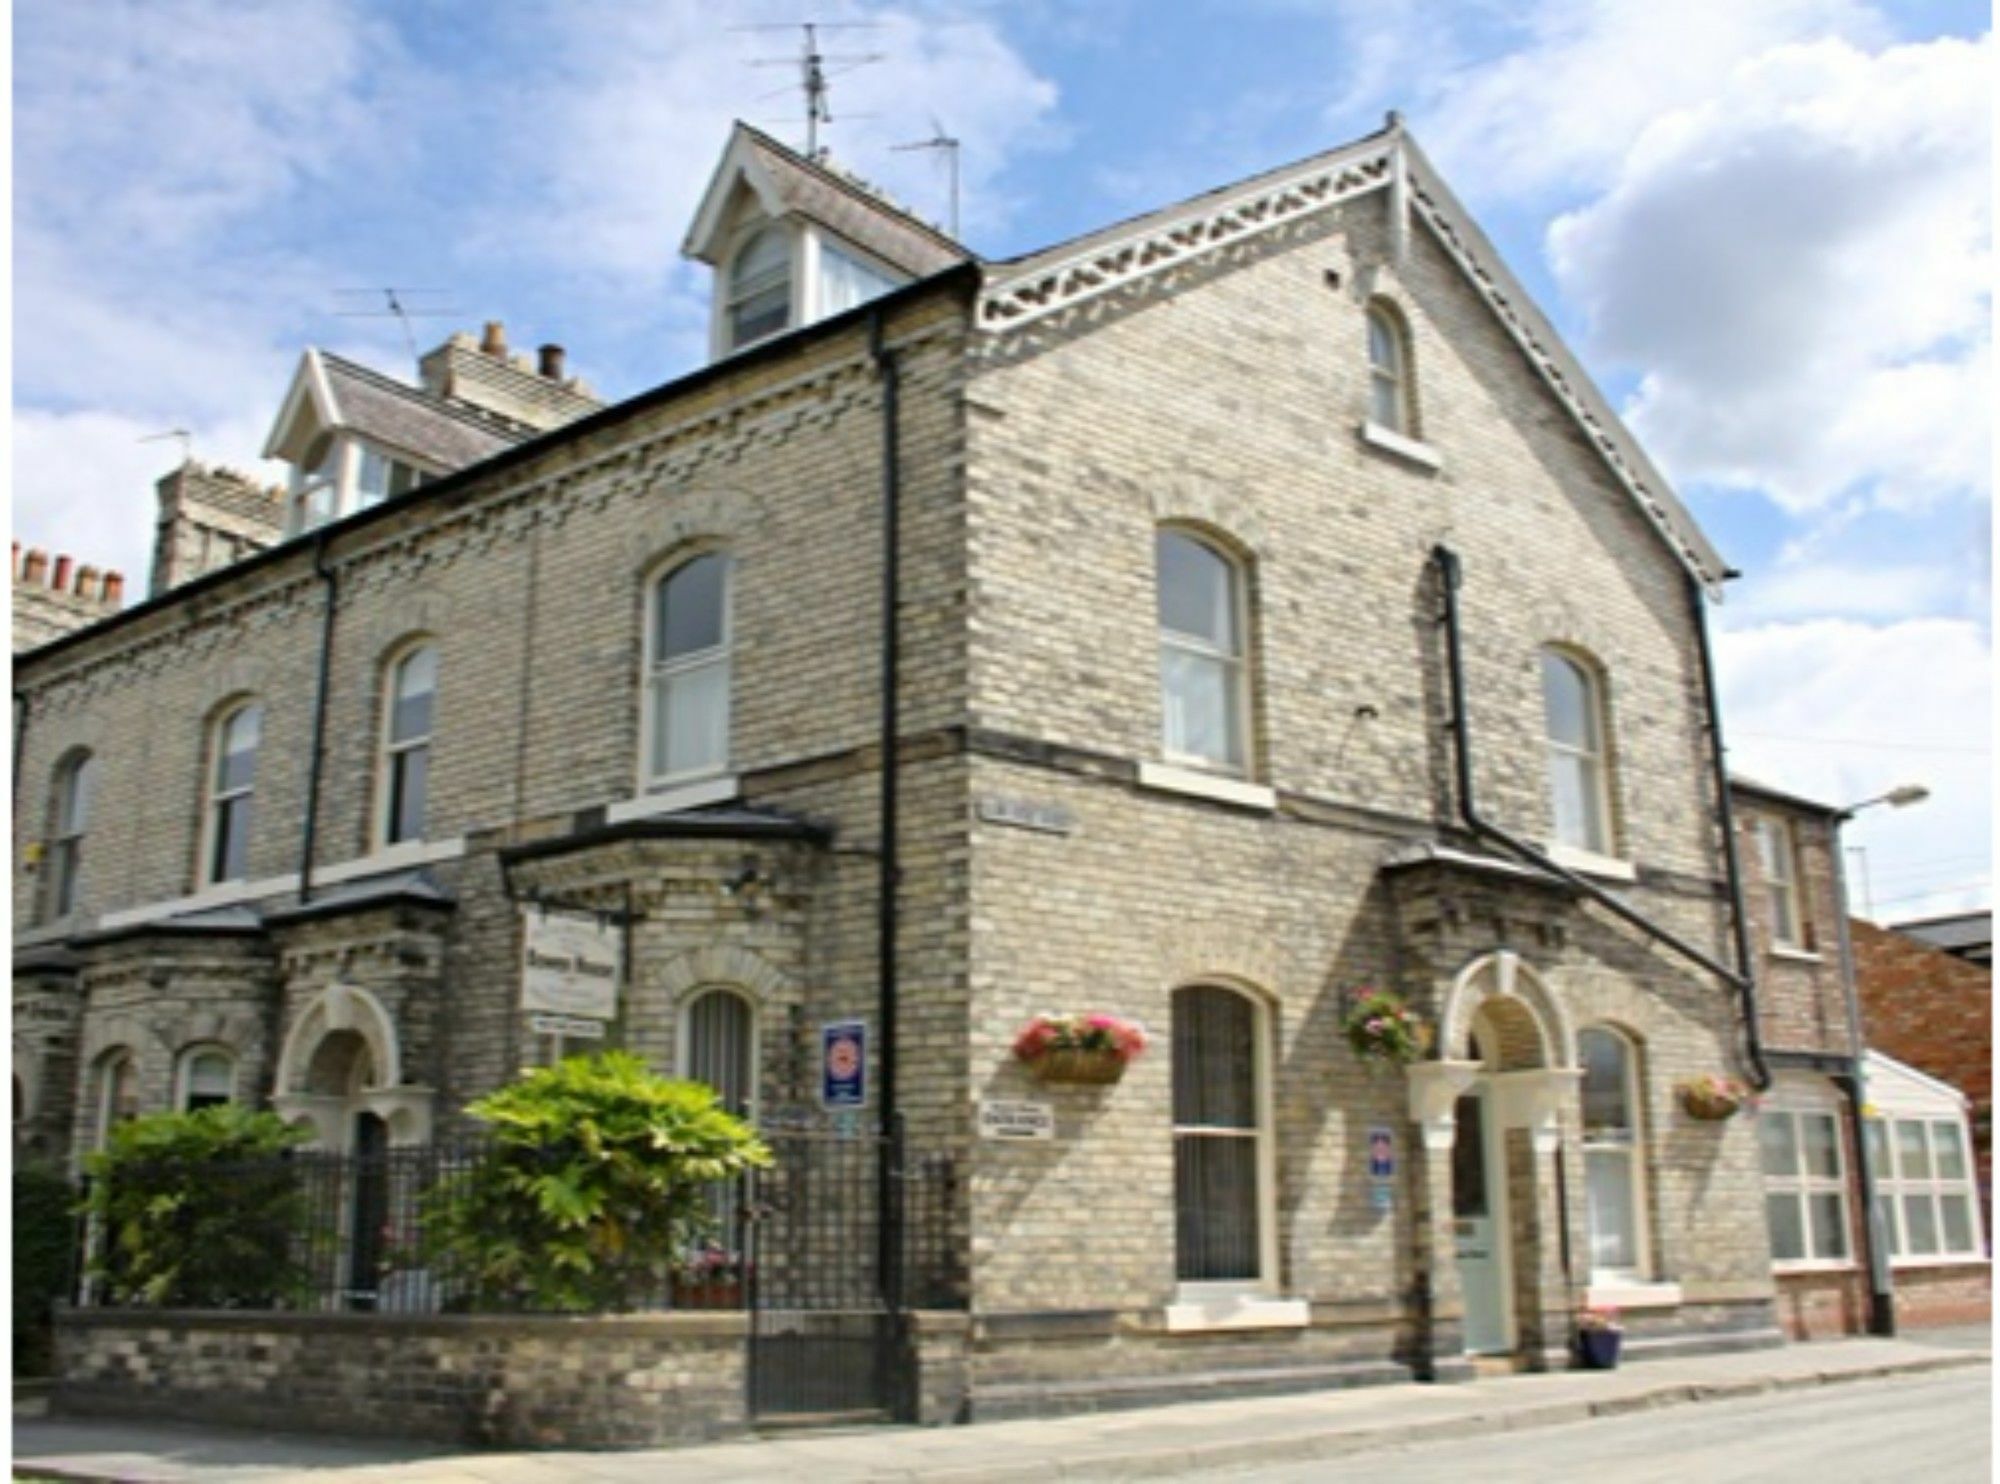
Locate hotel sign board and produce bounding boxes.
[521,909,621,1021]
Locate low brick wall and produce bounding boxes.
[1774,1269,1871,1340]
[55,1309,749,1448]
[1893,1262,1992,1330]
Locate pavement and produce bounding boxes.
[10,1328,1990,1484]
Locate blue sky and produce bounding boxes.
[11,0,1992,920]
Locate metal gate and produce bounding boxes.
[745,1123,959,1424]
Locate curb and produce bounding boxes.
[11,1351,1989,1484]
[895,1351,1991,1483]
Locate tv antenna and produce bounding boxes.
[739,21,883,159]
[333,287,462,369]
[138,428,193,465]
[893,116,961,239]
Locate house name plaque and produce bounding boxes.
[520,908,621,1020]
[978,1099,1057,1141]
[976,796,1076,836]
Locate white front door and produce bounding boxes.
[1452,1087,1512,1355]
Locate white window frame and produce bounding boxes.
[1869,1115,1987,1264]
[1578,1025,1651,1283]
[1170,984,1279,1300]
[48,750,95,921]
[175,1046,238,1113]
[1365,300,1414,435]
[676,987,759,1122]
[1760,1084,1853,1270]
[94,1050,139,1149]
[641,552,734,792]
[724,224,794,352]
[376,641,439,850]
[1540,647,1614,857]
[201,700,262,886]
[1156,529,1252,778]
[1755,816,1806,950]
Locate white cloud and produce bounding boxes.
[1548,35,1992,514]
[1328,0,1887,196]
[1717,617,1992,920]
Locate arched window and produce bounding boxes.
[94,1050,140,1149]
[679,988,756,1120]
[1172,985,1272,1286]
[1366,301,1413,433]
[1579,1027,1647,1279]
[645,553,733,787]
[176,1047,237,1112]
[379,643,438,848]
[48,750,95,920]
[204,700,262,884]
[1540,648,1611,855]
[727,228,792,350]
[1157,530,1249,774]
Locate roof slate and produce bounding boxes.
[320,355,522,471]
[739,126,968,277]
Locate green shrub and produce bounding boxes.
[421,1051,771,1312]
[83,1105,312,1308]
[12,1163,79,1374]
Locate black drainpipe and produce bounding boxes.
[1430,545,1770,1090]
[867,308,905,1336]
[298,532,339,903]
[12,688,29,818]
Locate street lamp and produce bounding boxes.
[1830,781,1929,1338]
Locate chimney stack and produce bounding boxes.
[538,344,567,381]
[480,320,508,358]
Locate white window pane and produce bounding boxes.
[1767,1193,1805,1262]
[1540,652,1595,750]
[62,757,95,832]
[1874,1195,1901,1258]
[1549,752,1603,852]
[657,556,729,658]
[1896,1120,1932,1180]
[1864,1120,1889,1176]
[1370,371,1401,429]
[686,992,754,1117]
[1902,1193,1940,1255]
[655,661,729,779]
[1578,1030,1630,1135]
[821,245,901,315]
[1586,1149,1638,1270]
[1367,311,1398,371]
[1933,1122,1968,1180]
[1162,648,1240,768]
[1156,533,1237,650]
[1939,1194,1975,1253]
[1802,1114,1840,1180]
[1760,1113,1800,1178]
[1809,1192,1848,1260]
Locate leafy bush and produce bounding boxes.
[13,1163,79,1374]
[83,1105,313,1308]
[421,1051,771,1312]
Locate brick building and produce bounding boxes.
[12,119,1893,1429]
[11,545,124,653]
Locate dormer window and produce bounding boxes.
[285,434,431,534]
[820,242,902,316]
[355,446,427,513]
[727,227,793,351]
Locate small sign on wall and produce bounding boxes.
[821,1020,868,1109]
[529,1014,607,1041]
[520,909,621,1021]
[978,1099,1056,1141]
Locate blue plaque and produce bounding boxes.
[821,1020,867,1109]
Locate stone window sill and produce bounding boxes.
[1164,1294,1309,1333]
[99,872,303,931]
[1358,420,1443,471]
[1138,761,1277,812]
[315,836,467,888]
[1545,842,1639,883]
[1889,1254,1990,1270]
[607,773,739,824]
[1769,945,1823,965]
[1771,1260,1858,1276]
[1585,1280,1684,1310]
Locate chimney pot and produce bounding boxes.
[538,344,567,381]
[480,321,508,358]
[23,549,48,585]
[52,554,73,591]
[103,572,125,606]
[77,565,100,600]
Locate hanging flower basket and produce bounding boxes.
[1013,1014,1147,1085]
[1677,1075,1748,1121]
[1343,989,1432,1067]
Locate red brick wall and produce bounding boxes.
[1774,1269,1869,1340]
[1891,1262,1992,1331]
[1851,919,1992,1206]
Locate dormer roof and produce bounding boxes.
[683,122,970,276]
[262,349,522,472]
